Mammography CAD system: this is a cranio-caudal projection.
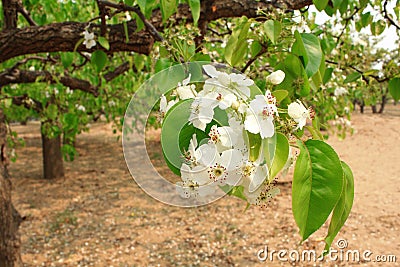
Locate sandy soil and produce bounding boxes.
[9,105,400,267]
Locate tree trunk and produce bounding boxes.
[41,123,64,179]
[0,109,23,267]
[378,95,387,114]
[371,105,377,114]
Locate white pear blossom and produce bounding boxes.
[82,30,96,49]
[194,146,243,186]
[244,91,277,139]
[76,104,86,112]
[189,96,218,131]
[176,164,218,198]
[208,125,239,152]
[334,86,348,96]
[287,100,310,130]
[125,11,132,21]
[159,94,177,115]
[266,70,285,85]
[176,74,197,100]
[203,65,253,100]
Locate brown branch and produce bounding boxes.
[0,21,154,63]
[383,0,400,30]
[11,94,43,112]
[0,0,314,63]
[326,59,389,83]
[0,69,99,96]
[17,3,37,26]
[2,0,19,29]
[103,61,136,82]
[98,0,164,42]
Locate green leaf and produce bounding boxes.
[250,41,262,57]
[263,20,282,44]
[161,0,177,22]
[344,72,361,83]
[313,0,329,11]
[221,185,247,201]
[91,50,107,73]
[188,0,200,26]
[275,54,310,97]
[224,19,250,66]
[247,131,262,162]
[292,140,344,241]
[370,20,386,36]
[124,0,133,5]
[161,99,228,176]
[73,38,84,52]
[324,161,354,251]
[155,58,174,73]
[292,31,323,78]
[389,77,400,101]
[46,104,59,120]
[61,52,74,69]
[323,67,334,84]
[98,36,110,50]
[269,133,290,180]
[161,99,192,175]
[272,90,289,102]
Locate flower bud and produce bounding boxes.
[266,70,285,85]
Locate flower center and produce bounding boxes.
[208,163,227,182]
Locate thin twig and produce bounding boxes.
[17,4,37,26]
[383,0,400,30]
[98,0,164,41]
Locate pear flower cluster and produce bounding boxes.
[160,65,310,206]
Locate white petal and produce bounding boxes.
[220,149,243,170]
[218,93,237,110]
[244,114,260,134]
[203,65,220,78]
[218,126,237,148]
[249,165,268,192]
[225,171,242,186]
[176,182,191,198]
[182,74,191,86]
[160,95,167,112]
[177,85,196,100]
[259,117,275,139]
[191,165,211,185]
[197,143,218,167]
[191,119,207,131]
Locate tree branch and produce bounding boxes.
[0,69,99,96]
[383,0,400,30]
[2,0,19,29]
[0,0,313,63]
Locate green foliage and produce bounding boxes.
[91,50,108,73]
[389,78,400,101]
[263,20,282,44]
[224,17,251,66]
[188,0,201,25]
[292,140,346,241]
[324,161,354,251]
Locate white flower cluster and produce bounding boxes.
[160,65,310,206]
[173,65,288,206]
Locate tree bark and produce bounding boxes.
[0,109,23,267]
[2,0,19,30]
[0,0,313,63]
[41,123,64,179]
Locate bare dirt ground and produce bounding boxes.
[9,105,400,267]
